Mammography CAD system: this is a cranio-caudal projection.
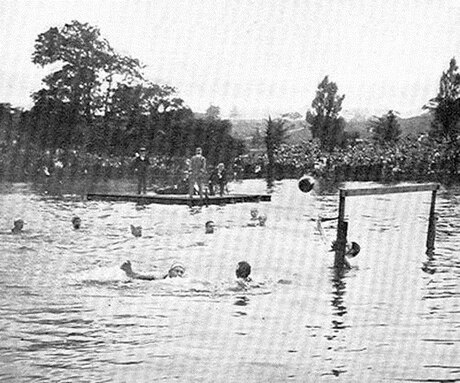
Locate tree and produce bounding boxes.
[306,76,346,150]
[205,105,221,120]
[265,116,289,182]
[423,57,460,179]
[424,57,460,142]
[368,110,401,144]
[104,82,190,154]
[31,20,143,149]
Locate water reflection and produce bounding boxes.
[422,252,437,275]
[234,296,250,306]
[330,267,348,322]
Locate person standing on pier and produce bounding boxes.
[189,147,207,199]
[209,163,227,196]
[133,147,150,194]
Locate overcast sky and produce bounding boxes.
[0,0,459,119]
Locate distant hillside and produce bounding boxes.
[231,113,433,144]
[347,113,433,138]
[230,118,311,144]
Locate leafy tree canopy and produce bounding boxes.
[31,20,144,129]
[205,105,221,120]
[368,110,401,144]
[424,57,460,143]
[306,76,346,150]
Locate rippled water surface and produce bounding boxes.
[0,179,458,382]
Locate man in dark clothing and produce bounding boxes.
[209,163,227,196]
[133,147,150,194]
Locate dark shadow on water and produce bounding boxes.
[234,296,250,306]
[330,267,348,324]
[324,267,351,378]
[422,252,437,275]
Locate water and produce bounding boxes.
[0,179,458,382]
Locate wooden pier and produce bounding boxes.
[86,192,271,206]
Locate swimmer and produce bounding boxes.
[11,219,25,234]
[72,216,81,229]
[236,261,252,282]
[316,216,360,269]
[247,212,266,227]
[250,208,259,220]
[130,225,142,237]
[329,241,361,269]
[205,220,215,234]
[257,214,267,227]
[120,260,185,280]
[234,261,261,290]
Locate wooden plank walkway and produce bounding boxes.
[86,192,271,206]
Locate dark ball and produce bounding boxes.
[298,175,315,193]
[236,261,251,279]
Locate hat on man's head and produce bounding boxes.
[139,147,147,151]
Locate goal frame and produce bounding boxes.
[334,183,440,268]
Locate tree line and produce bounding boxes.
[0,21,244,168]
[0,20,458,182]
[264,59,459,179]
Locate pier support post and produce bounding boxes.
[334,189,348,268]
[426,189,438,255]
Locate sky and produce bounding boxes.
[0,0,459,119]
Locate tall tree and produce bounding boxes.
[265,116,289,182]
[31,20,143,149]
[205,105,221,120]
[369,110,401,144]
[306,76,346,150]
[424,57,460,142]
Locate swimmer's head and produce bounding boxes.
[168,262,185,278]
[130,225,142,237]
[217,163,225,171]
[12,219,24,233]
[205,220,215,234]
[258,214,267,226]
[345,241,360,258]
[236,261,251,280]
[250,208,259,219]
[72,216,81,229]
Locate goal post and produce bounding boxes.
[335,183,440,268]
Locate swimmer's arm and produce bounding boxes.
[124,269,158,281]
[131,273,158,281]
[236,279,250,290]
[316,217,330,246]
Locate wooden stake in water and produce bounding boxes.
[334,189,348,268]
[426,189,437,255]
